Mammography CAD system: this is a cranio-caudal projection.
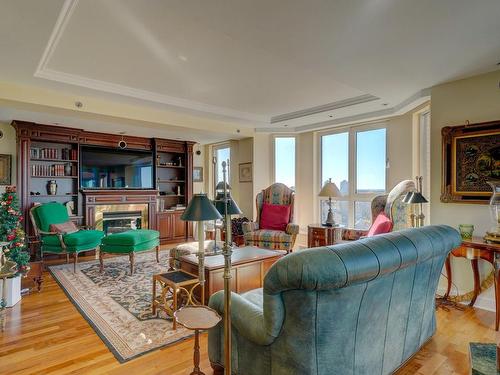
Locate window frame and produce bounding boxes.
[213,143,231,189]
[272,135,297,190]
[318,123,388,229]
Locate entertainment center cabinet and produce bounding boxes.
[12,121,195,258]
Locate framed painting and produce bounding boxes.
[441,120,500,204]
[0,154,11,185]
[193,167,203,182]
[239,162,252,183]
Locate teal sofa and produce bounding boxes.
[208,225,461,375]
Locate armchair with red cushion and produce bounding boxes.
[342,180,416,241]
[242,183,298,252]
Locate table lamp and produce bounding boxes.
[213,181,234,251]
[215,185,242,246]
[318,178,341,226]
[402,176,428,227]
[181,193,222,304]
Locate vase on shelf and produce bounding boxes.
[47,180,57,195]
[64,163,72,176]
[485,181,500,244]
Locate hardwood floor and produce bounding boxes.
[1,269,499,375]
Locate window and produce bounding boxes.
[274,137,296,190]
[320,126,387,229]
[214,145,230,185]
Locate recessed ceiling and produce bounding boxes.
[0,0,499,132]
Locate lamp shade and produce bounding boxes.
[402,191,428,204]
[215,181,231,191]
[181,193,222,221]
[318,179,341,198]
[214,194,243,216]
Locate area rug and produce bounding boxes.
[49,251,193,363]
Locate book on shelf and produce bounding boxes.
[31,163,74,177]
[30,147,77,160]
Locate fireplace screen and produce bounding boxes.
[94,204,148,234]
[103,211,142,234]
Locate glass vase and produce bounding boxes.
[487,181,500,242]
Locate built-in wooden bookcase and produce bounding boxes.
[154,139,193,244]
[28,140,80,216]
[12,122,195,250]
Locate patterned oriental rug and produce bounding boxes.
[49,251,193,363]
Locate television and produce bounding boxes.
[80,146,153,189]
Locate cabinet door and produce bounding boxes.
[158,214,173,240]
[173,212,187,239]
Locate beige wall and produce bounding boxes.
[192,143,205,194]
[431,69,500,309]
[252,133,273,219]
[0,122,16,193]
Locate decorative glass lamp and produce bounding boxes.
[485,181,500,243]
[318,178,341,226]
[181,193,222,304]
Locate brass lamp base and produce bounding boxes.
[485,232,500,244]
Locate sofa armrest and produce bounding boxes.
[242,221,258,234]
[285,223,299,236]
[209,291,278,346]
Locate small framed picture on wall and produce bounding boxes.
[239,162,252,183]
[193,167,203,182]
[0,154,12,185]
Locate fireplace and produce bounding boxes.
[93,203,149,234]
[102,210,142,234]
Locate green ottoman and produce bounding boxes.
[100,229,160,275]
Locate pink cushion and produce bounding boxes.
[260,203,291,231]
[50,221,78,234]
[367,213,393,237]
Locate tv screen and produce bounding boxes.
[80,146,153,189]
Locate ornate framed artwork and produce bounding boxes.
[239,162,252,183]
[193,167,203,182]
[0,154,11,185]
[441,120,500,204]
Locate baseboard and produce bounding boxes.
[436,286,495,312]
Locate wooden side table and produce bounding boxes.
[152,270,202,330]
[174,305,221,375]
[445,237,500,330]
[307,224,345,248]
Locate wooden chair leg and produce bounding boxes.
[66,253,70,264]
[73,252,78,273]
[129,252,135,275]
[99,251,104,273]
[156,245,160,263]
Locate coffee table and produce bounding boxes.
[179,246,285,304]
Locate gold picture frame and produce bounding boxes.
[239,162,252,183]
[441,121,500,204]
[0,154,11,185]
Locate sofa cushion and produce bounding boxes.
[367,213,393,236]
[244,229,292,244]
[42,229,104,247]
[101,229,159,246]
[260,203,290,231]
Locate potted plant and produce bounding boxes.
[0,186,29,307]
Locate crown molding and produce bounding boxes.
[270,94,379,123]
[256,89,430,133]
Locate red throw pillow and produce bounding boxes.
[50,221,78,234]
[260,203,291,231]
[367,213,393,237]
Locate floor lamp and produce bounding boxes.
[219,160,241,375]
[181,193,222,305]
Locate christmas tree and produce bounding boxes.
[0,186,29,272]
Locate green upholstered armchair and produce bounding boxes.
[209,225,461,375]
[242,183,298,252]
[29,202,104,271]
[342,179,417,240]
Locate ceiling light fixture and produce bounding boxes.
[382,103,389,106]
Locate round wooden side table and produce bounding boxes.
[174,305,221,375]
